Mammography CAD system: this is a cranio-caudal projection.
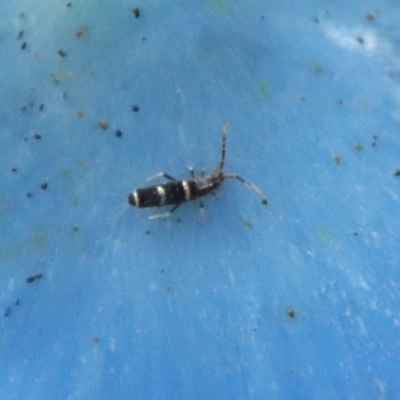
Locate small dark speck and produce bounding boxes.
[262,199,268,205]
[394,170,400,177]
[313,16,320,23]
[288,309,296,319]
[365,13,375,21]
[21,41,27,50]
[34,133,42,140]
[115,129,122,137]
[133,7,140,18]
[4,308,11,317]
[176,218,182,223]
[72,225,80,232]
[145,229,150,235]
[354,232,358,236]
[57,49,67,57]
[132,105,140,112]
[66,2,72,7]
[26,273,44,283]
[39,104,44,111]
[26,192,33,198]
[12,167,18,172]
[15,300,20,306]
[337,99,343,105]
[356,37,364,44]
[20,106,28,112]
[260,15,265,20]
[141,37,146,41]
[17,30,24,40]
[40,182,48,190]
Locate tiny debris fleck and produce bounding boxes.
[72,224,80,232]
[40,182,48,190]
[300,95,307,101]
[34,133,42,140]
[333,155,341,165]
[26,192,33,198]
[145,229,150,235]
[21,41,27,50]
[356,37,364,44]
[62,92,68,100]
[76,26,87,38]
[132,105,140,112]
[17,30,24,40]
[4,308,11,317]
[99,119,109,130]
[57,49,67,57]
[76,109,84,118]
[51,71,72,84]
[39,103,44,111]
[133,7,140,18]
[365,13,375,21]
[92,336,100,344]
[337,99,343,105]
[15,300,20,306]
[394,170,400,177]
[313,62,323,74]
[244,220,253,228]
[115,129,122,137]
[66,2,72,7]
[26,273,44,283]
[354,143,363,151]
[12,167,18,172]
[313,16,319,23]
[288,309,296,319]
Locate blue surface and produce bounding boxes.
[1,0,400,399]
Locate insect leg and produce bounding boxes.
[146,172,177,182]
[198,199,205,214]
[224,173,268,204]
[148,203,181,219]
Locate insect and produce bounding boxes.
[128,123,268,219]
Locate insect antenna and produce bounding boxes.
[218,122,228,171]
[224,173,268,204]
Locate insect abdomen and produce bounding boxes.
[128,180,197,208]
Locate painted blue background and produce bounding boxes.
[1,0,400,399]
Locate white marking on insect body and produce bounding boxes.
[156,185,166,205]
[133,190,139,206]
[182,181,191,201]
